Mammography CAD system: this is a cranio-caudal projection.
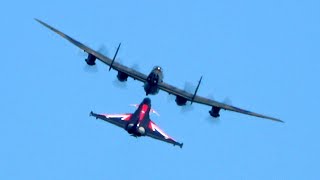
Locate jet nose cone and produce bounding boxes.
[142,98,151,105]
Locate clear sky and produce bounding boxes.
[1,0,319,179]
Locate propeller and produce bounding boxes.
[167,94,176,102]
[83,63,98,73]
[79,44,109,73]
[180,104,194,113]
[205,93,233,125]
[205,114,221,125]
[112,60,142,89]
[112,79,128,88]
[167,81,197,112]
[131,63,140,71]
[111,57,128,89]
[182,81,197,112]
[97,45,108,56]
[184,81,196,94]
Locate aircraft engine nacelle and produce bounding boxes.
[85,53,96,66]
[126,123,135,133]
[137,126,145,135]
[209,106,221,118]
[117,71,128,82]
[175,96,187,106]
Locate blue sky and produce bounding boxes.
[1,0,319,179]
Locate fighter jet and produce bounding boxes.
[35,19,283,123]
[90,98,183,148]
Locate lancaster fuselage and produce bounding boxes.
[144,66,163,95]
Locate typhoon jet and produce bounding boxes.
[35,19,283,123]
[90,98,183,148]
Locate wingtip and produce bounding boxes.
[34,18,48,28]
[34,18,42,23]
[271,117,284,123]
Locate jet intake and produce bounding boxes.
[126,123,135,133]
[85,53,96,66]
[137,126,145,135]
[117,71,128,82]
[126,123,145,136]
[175,96,187,106]
[209,106,221,118]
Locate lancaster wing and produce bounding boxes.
[158,82,283,122]
[35,19,148,82]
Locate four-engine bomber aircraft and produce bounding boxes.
[90,98,183,148]
[35,19,283,123]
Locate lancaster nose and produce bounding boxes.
[153,66,162,72]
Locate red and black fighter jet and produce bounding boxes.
[90,98,183,148]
